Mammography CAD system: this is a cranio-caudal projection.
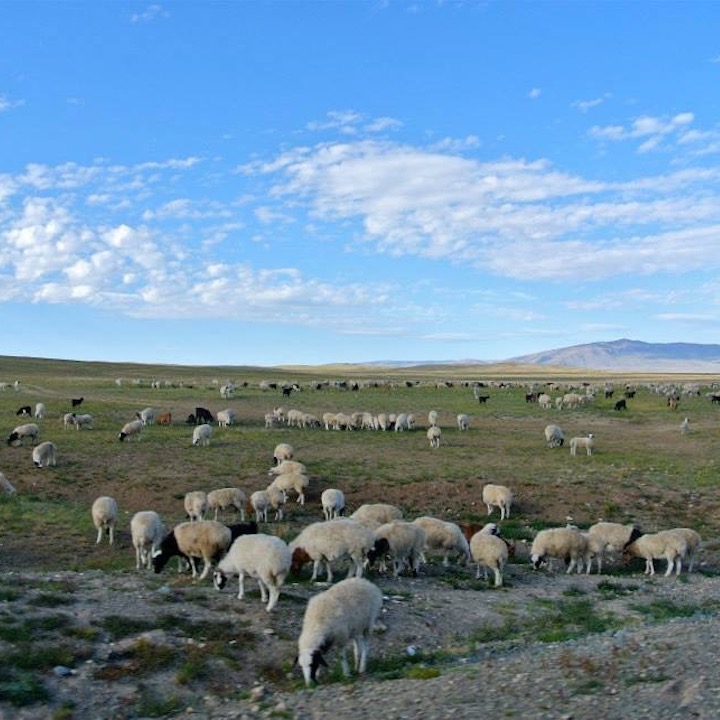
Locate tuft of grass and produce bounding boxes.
[132,686,185,718]
[0,667,50,707]
[630,599,698,621]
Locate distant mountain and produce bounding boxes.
[507,339,720,372]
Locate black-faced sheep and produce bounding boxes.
[118,419,143,442]
[530,527,588,574]
[6,423,40,447]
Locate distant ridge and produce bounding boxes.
[507,339,720,372]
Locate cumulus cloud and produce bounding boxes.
[589,112,695,152]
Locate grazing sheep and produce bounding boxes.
[32,441,57,468]
[482,483,513,520]
[428,410,439,427]
[192,423,212,446]
[194,407,214,424]
[16,405,32,417]
[456,413,470,431]
[6,423,40,447]
[622,530,688,576]
[469,530,509,587]
[569,433,595,456]
[268,459,307,477]
[152,520,232,580]
[297,577,383,686]
[530,527,589,574]
[118,419,144,442]
[156,412,172,426]
[366,520,425,577]
[349,503,403,527]
[137,407,155,425]
[289,518,381,582]
[426,425,442,448]
[412,516,470,567]
[216,408,237,428]
[0,471,17,495]
[250,486,287,522]
[394,413,410,432]
[273,442,295,465]
[34,403,45,419]
[321,488,346,521]
[130,511,164,570]
[544,424,565,448]
[207,487,246,521]
[588,522,642,563]
[184,490,208,522]
[269,471,309,505]
[666,527,701,572]
[71,413,94,430]
[213,533,292,611]
[92,496,118,545]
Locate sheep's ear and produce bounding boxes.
[151,549,163,558]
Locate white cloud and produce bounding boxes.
[130,4,169,23]
[0,95,24,113]
[588,112,695,152]
[572,94,611,112]
[528,88,541,99]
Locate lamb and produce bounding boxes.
[207,487,246,521]
[130,510,164,570]
[118,418,144,442]
[321,488,345,521]
[412,516,470,567]
[296,577,383,686]
[273,442,295,465]
[0,471,17,495]
[152,520,232,580]
[569,433,595,456]
[268,459,306,477]
[250,486,287,522]
[289,518,382,582]
[269,471,309,505]
[192,423,212,446]
[213,533,292,611]
[622,530,688,577]
[184,490,208,521]
[349,503,403,527]
[456,413,470,431]
[32,441,57,468]
[34,403,45,420]
[366,520,425,577]
[469,528,509,587]
[544,424,565,448]
[6,423,40,447]
[91,496,118,545]
[427,425,442,448]
[482,483,513,520]
[216,408,237,428]
[530,527,589,574]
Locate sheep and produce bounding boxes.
[63,412,76,429]
[32,441,57,468]
[321,488,345,521]
[194,407,214,424]
[366,520,425,577]
[622,530,688,577]
[614,399,627,411]
[544,424,565,448]
[91,496,118,545]
[538,393,552,410]
[34,403,45,419]
[427,425,442,448]
[192,423,212,446]
[130,510,164,570]
[213,533,292,611]
[587,522,642,564]
[6,423,39,447]
[137,407,155,425]
[469,529,509,587]
[71,397,84,408]
[16,405,32,416]
[394,413,410,432]
[297,577,383,686]
[666,527,702,572]
[268,459,306,476]
[207,487,246,521]
[0,471,17,495]
[428,410,439,427]
[152,520,232,580]
[569,433,595,456]
[250,486,287,522]
[482,483,513,520]
[456,413,470,431]
[580,531,606,575]
[530,527,589,574]
[217,408,237,428]
[184,490,208,521]
[680,417,690,435]
[273,442,295,465]
[156,412,172,426]
[349,503,403,529]
[269,471,309,506]
[118,418,144,442]
[71,413,94,430]
[412,516,470,567]
[289,518,382,582]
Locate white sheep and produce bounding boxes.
[32,441,57,468]
[394,413,410,432]
[71,413,94,430]
[207,487,246,521]
[530,527,589,574]
[587,521,642,564]
[349,503,403,527]
[289,518,380,582]
[321,488,346,521]
[34,402,45,420]
[152,520,233,580]
[268,459,306,477]
[192,423,212,446]
[367,520,425,577]
[412,516,470,567]
[213,533,292,611]
[63,412,76,430]
[0,471,17,495]
[469,529,509,587]
[569,433,594,456]
[428,410,439,427]
[184,490,208,521]
[91,496,118,545]
[680,417,690,435]
[137,407,155,425]
[297,577,383,686]
[622,530,688,577]
[6,423,39,447]
[118,418,144,442]
[580,531,606,575]
[130,510,164,570]
[269,471,309,505]
[217,408,237,428]
[482,483,513,520]
[665,527,701,572]
[426,425,442,448]
[456,413,470,431]
[250,486,287,522]
[544,424,565,448]
[273,442,295,465]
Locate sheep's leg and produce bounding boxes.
[493,566,503,587]
[475,563,482,580]
[354,636,369,673]
[339,646,351,677]
[266,585,280,612]
[324,561,333,583]
[237,572,245,600]
[96,527,103,544]
[257,578,268,603]
[109,526,114,545]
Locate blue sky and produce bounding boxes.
[2,1,720,366]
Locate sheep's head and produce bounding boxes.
[291,547,312,574]
[212,569,227,591]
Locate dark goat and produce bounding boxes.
[194,407,214,424]
[71,397,84,408]
[16,405,32,416]
[614,399,627,411]
[476,394,490,404]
